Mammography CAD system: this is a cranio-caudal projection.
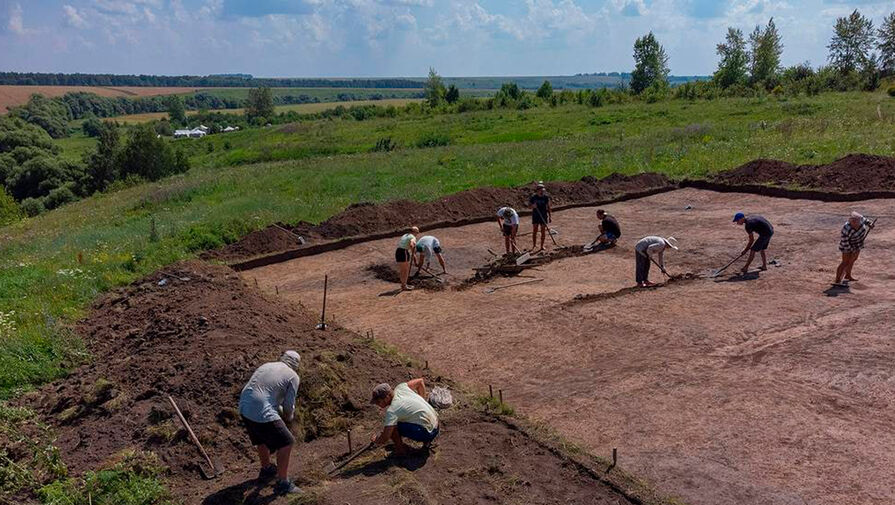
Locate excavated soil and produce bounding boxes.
[713,154,895,191]
[203,172,671,262]
[17,261,646,505]
[366,262,446,291]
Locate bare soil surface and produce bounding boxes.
[714,154,895,192]
[248,188,895,505]
[18,261,646,505]
[203,173,672,262]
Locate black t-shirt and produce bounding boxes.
[745,216,773,236]
[529,194,550,217]
[601,215,621,237]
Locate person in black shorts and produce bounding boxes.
[529,183,552,251]
[595,209,621,247]
[496,206,520,255]
[734,212,774,274]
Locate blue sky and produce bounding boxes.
[1,0,893,77]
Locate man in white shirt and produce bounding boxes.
[238,351,302,495]
[370,378,440,456]
[414,235,447,275]
[634,236,678,287]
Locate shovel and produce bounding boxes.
[415,265,445,283]
[328,441,375,475]
[168,395,224,480]
[709,251,748,278]
[484,278,543,294]
[534,208,558,246]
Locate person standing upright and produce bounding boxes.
[529,182,552,252]
[834,211,875,286]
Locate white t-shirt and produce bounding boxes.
[497,207,519,226]
[416,236,441,262]
[383,382,439,432]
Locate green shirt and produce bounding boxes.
[397,233,416,250]
[383,382,438,432]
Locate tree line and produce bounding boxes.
[0,72,423,89]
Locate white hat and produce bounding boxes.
[850,211,863,220]
[280,350,301,371]
[664,237,679,250]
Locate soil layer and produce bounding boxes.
[712,154,895,192]
[18,261,650,505]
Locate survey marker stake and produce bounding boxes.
[316,274,328,330]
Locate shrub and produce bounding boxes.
[888,87,895,97]
[82,117,104,137]
[371,137,398,152]
[44,185,77,210]
[415,132,451,148]
[20,197,45,217]
[0,187,21,226]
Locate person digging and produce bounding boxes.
[395,227,419,291]
[370,379,440,457]
[834,211,875,286]
[496,205,520,255]
[238,351,302,495]
[733,212,774,274]
[414,235,447,276]
[634,236,678,287]
[591,209,621,250]
[529,182,552,252]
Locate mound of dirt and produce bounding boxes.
[461,244,624,288]
[713,154,895,192]
[366,262,446,291]
[19,261,419,499]
[204,173,672,262]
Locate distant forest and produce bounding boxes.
[0,72,709,90]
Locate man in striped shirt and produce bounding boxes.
[835,212,875,286]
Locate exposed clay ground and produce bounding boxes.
[19,261,649,505]
[248,188,895,505]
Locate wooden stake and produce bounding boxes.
[254,278,258,288]
[347,430,353,453]
[275,285,279,295]
[498,389,503,403]
[612,448,617,466]
[425,360,429,369]
[489,385,493,398]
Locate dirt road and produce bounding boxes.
[247,188,895,505]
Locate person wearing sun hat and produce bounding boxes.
[239,350,302,495]
[733,212,774,274]
[395,226,419,291]
[634,236,678,287]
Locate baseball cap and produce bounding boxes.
[370,383,392,404]
[733,212,745,222]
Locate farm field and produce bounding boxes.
[114,97,424,123]
[0,85,206,111]
[249,188,895,505]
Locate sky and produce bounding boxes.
[1,0,893,78]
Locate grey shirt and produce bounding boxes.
[635,236,668,269]
[238,361,300,423]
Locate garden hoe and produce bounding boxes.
[328,441,375,475]
[709,251,748,278]
[168,395,224,480]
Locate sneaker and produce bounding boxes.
[258,464,277,480]
[274,479,302,495]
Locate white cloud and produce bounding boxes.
[7,3,28,35]
[63,5,89,29]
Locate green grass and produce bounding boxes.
[6,91,895,399]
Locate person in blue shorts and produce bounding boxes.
[370,378,439,456]
[734,212,774,274]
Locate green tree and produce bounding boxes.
[119,124,189,182]
[166,95,187,125]
[445,84,460,104]
[0,186,21,226]
[82,117,104,137]
[749,18,783,86]
[630,32,670,95]
[424,67,447,107]
[828,9,876,75]
[536,80,554,99]
[714,28,749,88]
[11,94,71,139]
[84,123,121,194]
[878,12,895,76]
[245,87,275,121]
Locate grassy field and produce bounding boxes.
[114,97,424,124]
[0,85,205,112]
[4,91,895,398]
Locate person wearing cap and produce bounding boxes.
[238,351,302,495]
[634,236,678,287]
[414,235,447,275]
[594,209,621,247]
[733,213,774,274]
[395,227,419,291]
[835,211,875,285]
[529,183,552,251]
[496,206,520,255]
[370,378,440,456]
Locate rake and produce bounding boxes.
[709,251,747,278]
[168,395,224,480]
[484,278,543,294]
[328,442,375,475]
